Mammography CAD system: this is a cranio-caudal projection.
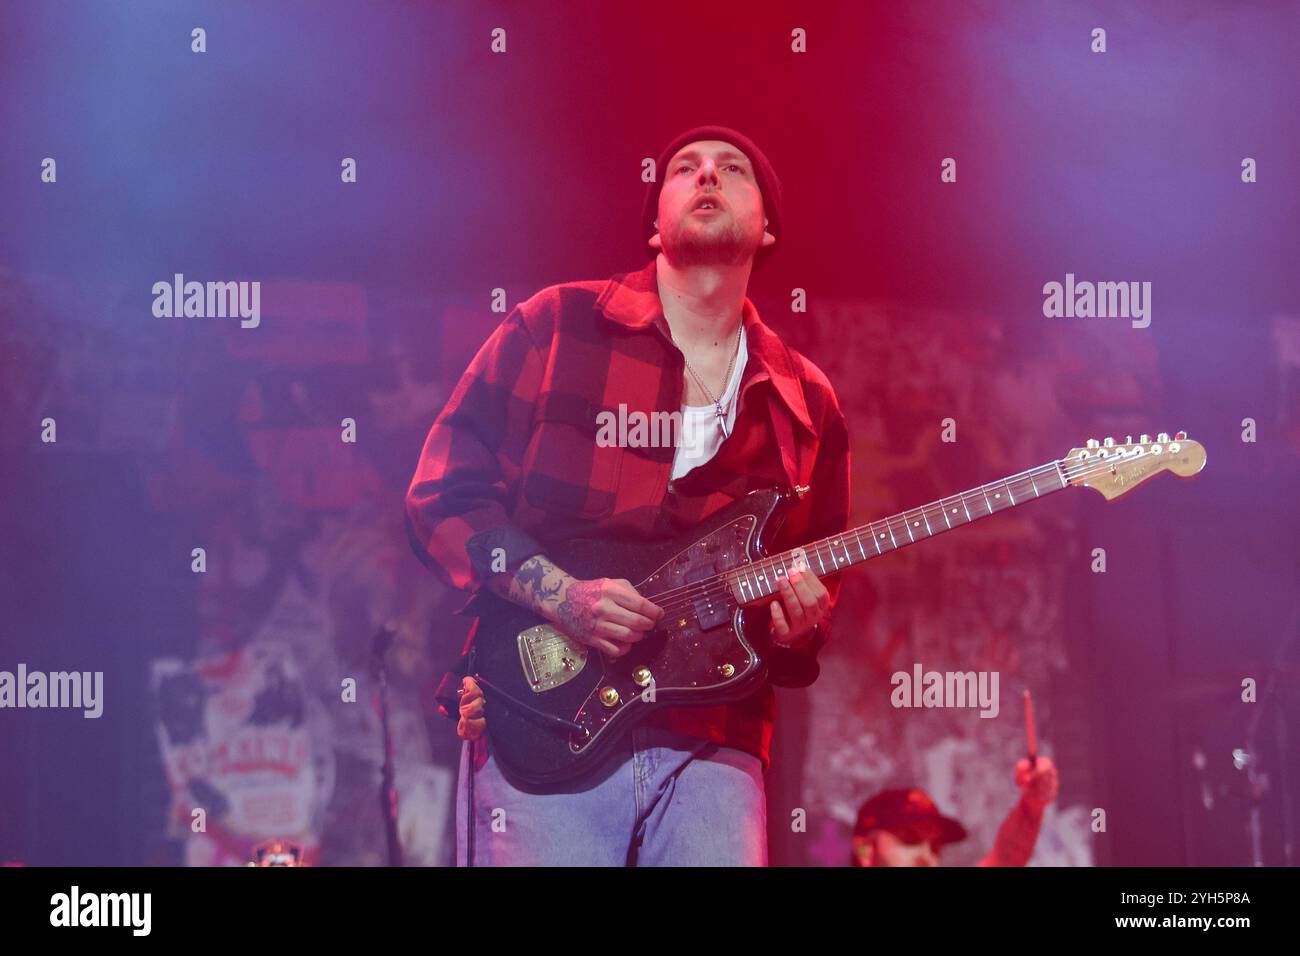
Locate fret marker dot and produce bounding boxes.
[995,493,1001,498]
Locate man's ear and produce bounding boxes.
[648,214,667,251]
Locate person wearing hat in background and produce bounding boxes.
[407,126,852,865]
[851,756,1060,866]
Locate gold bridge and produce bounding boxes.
[517,624,589,692]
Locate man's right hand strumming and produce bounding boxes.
[486,553,665,658]
[550,576,665,657]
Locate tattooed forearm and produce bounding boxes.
[512,555,564,603]
[484,553,572,616]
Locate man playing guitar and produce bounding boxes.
[406,125,852,865]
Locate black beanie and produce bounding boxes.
[641,125,783,268]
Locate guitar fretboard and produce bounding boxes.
[727,459,1070,603]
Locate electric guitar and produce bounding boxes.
[470,432,1206,785]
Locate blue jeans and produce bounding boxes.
[455,724,767,866]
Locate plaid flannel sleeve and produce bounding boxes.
[766,396,852,686]
[405,307,549,595]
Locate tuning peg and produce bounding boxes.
[1175,430,1187,441]
[1086,439,1099,449]
[1157,432,1170,443]
[1139,434,1151,444]
[1103,437,1114,447]
[1125,435,1134,445]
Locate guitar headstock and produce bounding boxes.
[1063,431,1206,501]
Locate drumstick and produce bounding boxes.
[1023,688,1038,769]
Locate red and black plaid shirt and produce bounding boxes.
[406,258,851,770]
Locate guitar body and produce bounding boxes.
[470,486,797,786]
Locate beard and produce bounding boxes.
[660,214,758,267]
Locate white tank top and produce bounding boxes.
[670,325,749,480]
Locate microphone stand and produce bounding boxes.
[371,621,404,867]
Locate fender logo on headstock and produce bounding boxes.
[1068,433,1206,501]
[1108,455,1158,487]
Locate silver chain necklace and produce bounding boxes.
[678,321,743,439]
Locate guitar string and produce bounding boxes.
[641,460,1064,610]
[527,449,1173,652]
[639,451,1141,613]
[524,450,1162,659]
[563,453,1145,633]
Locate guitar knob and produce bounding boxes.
[1139,434,1151,444]
[1102,437,1115,447]
[1086,439,1100,449]
[1157,432,1170,443]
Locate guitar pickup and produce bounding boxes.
[691,594,730,630]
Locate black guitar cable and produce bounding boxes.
[471,673,585,735]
